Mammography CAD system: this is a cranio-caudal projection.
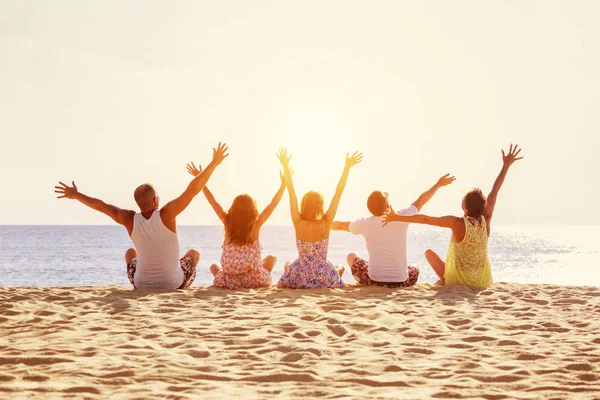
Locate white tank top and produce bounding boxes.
[130,210,183,290]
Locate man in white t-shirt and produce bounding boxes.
[331,174,455,287]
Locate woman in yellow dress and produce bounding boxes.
[382,144,523,289]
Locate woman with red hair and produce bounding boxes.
[186,154,286,289]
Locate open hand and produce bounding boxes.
[212,142,229,165]
[381,208,396,227]
[186,162,202,177]
[277,147,292,168]
[55,181,79,199]
[437,173,456,187]
[502,144,523,167]
[345,151,363,168]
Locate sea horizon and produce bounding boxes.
[2,224,599,288]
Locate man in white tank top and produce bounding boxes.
[54,143,229,290]
[331,174,455,287]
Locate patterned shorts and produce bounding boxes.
[351,257,419,288]
[127,255,197,289]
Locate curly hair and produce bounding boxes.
[463,188,487,218]
[300,191,325,221]
[225,194,259,245]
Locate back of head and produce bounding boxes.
[225,194,259,245]
[300,191,325,221]
[367,191,389,216]
[463,188,487,218]
[134,184,157,212]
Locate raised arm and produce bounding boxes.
[55,181,134,233]
[255,171,287,230]
[483,144,523,222]
[412,173,456,211]
[186,162,227,224]
[277,147,301,224]
[324,151,363,222]
[383,211,460,230]
[162,142,229,222]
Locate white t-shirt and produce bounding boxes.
[349,205,418,282]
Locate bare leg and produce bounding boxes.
[210,263,222,277]
[336,265,345,278]
[284,261,292,272]
[425,249,445,285]
[346,252,359,268]
[125,248,137,264]
[184,248,201,267]
[262,254,277,272]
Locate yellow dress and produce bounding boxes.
[444,216,493,289]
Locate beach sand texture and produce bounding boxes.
[1,283,599,399]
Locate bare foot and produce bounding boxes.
[284,261,292,272]
[336,265,345,278]
[210,264,222,277]
[262,254,277,272]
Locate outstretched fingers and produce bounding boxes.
[186,162,201,176]
[221,143,230,159]
[54,186,66,198]
[277,147,292,166]
[212,142,229,163]
[438,173,456,186]
[54,181,73,199]
[514,148,522,157]
[346,150,364,166]
[381,215,390,227]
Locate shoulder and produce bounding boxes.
[158,207,177,227]
[451,216,465,228]
[350,216,372,227]
[124,210,136,224]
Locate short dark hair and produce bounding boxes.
[463,188,487,218]
[367,191,388,216]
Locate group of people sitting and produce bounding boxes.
[54,143,523,291]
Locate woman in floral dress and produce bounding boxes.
[186,154,286,289]
[277,147,363,289]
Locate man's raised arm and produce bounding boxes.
[161,142,229,221]
[411,173,456,211]
[55,181,134,232]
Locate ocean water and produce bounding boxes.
[0,225,599,287]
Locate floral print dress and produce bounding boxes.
[277,221,344,289]
[213,241,272,289]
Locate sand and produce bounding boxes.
[1,283,599,399]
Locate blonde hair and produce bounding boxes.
[225,194,259,245]
[300,191,325,221]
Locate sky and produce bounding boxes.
[1,1,599,225]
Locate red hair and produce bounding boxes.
[225,194,259,245]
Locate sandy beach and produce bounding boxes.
[1,283,599,399]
